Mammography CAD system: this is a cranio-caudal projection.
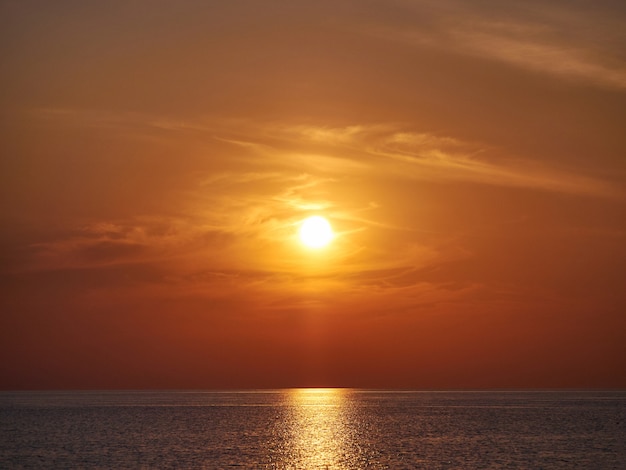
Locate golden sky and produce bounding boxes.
[1,0,625,389]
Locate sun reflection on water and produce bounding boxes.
[271,388,365,469]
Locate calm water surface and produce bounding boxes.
[1,390,625,469]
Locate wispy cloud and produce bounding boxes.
[30,107,623,205]
[449,27,626,90]
[270,124,622,198]
[367,0,626,90]
[20,107,622,312]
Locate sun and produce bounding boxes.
[299,216,334,249]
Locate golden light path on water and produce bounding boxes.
[271,388,369,469]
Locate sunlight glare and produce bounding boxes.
[299,216,334,248]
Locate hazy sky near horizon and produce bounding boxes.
[1,0,625,389]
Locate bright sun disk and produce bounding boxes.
[299,216,334,248]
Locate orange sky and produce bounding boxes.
[1,0,625,389]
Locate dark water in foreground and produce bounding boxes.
[1,390,625,469]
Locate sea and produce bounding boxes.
[1,389,624,469]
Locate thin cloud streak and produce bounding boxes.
[274,124,622,198]
[449,30,626,90]
[369,0,626,90]
[31,109,623,198]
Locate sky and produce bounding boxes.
[1,0,625,390]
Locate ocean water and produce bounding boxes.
[1,390,624,469]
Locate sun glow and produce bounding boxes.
[299,216,334,248]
